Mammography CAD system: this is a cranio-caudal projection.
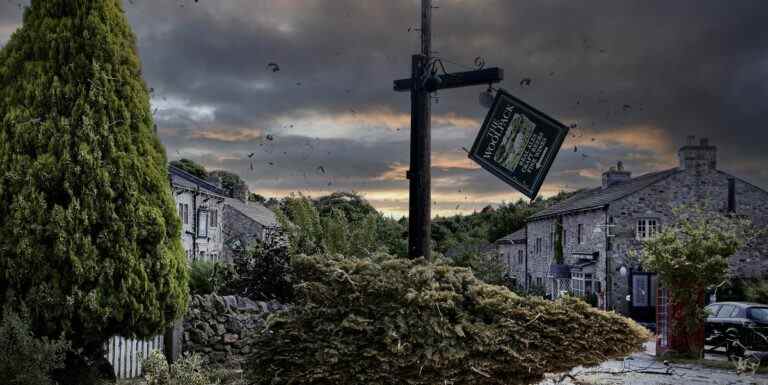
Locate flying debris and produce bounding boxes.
[248,153,255,158]
[549,72,555,76]
[317,166,326,174]
[581,153,589,158]
[265,134,275,141]
[519,78,532,87]
[622,104,632,111]
[296,82,302,86]
[268,161,275,166]
[267,62,280,72]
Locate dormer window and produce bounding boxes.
[636,218,659,240]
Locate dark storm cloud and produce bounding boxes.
[2,0,767,215]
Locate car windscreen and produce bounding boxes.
[748,307,768,323]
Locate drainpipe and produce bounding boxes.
[524,225,529,291]
[604,209,611,311]
[192,187,199,261]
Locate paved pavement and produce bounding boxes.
[536,342,768,385]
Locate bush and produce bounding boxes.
[142,350,209,385]
[228,227,294,302]
[246,254,650,385]
[189,260,237,295]
[0,308,70,385]
[744,278,768,304]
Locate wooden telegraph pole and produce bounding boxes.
[395,0,503,259]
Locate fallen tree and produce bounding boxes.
[246,253,650,385]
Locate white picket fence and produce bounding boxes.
[104,334,164,379]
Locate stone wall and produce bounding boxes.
[497,240,527,289]
[222,205,265,262]
[526,219,554,291]
[183,294,285,368]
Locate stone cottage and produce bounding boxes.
[501,137,768,322]
[222,198,280,261]
[495,228,527,288]
[170,165,226,262]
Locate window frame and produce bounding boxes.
[636,218,660,240]
[577,223,583,245]
[209,209,218,228]
[198,209,209,237]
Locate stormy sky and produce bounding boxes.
[2,0,767,217]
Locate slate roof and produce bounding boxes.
[169,165,227,196]
[529,168,681,220]
[225,198,279,228]
[495,228,526,244]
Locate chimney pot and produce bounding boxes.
[687,135,696,145]
[617,161,624,171]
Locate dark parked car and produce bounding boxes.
[705,302,768,356]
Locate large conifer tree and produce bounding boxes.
[0,0,188,360]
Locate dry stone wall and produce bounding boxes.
[183,294,285,368]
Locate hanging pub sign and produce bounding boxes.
[468,88,569,199]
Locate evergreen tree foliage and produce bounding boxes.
[247,253,650,385]
[0,0,188,358]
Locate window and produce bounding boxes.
[636,218,659,240]
[210,209,218,227]
[748,307,768,322]
[577,224,583,244]
[198,210,209,237]
[632,275,649,307]
[571,272,585,296]
[716,305,736,318]
[517,250,524,265]
[535,238,542,255]
[179,203,189,224]
[536,277,543,287]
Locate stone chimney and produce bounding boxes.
[678,136,717,170]
[602,161,632,188]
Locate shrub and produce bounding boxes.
[142,350,208,385]
[189,260,237,295]
[228,227,294,302]
[246,253,650,385]
[744,278,768,305]
[0,308,70,385]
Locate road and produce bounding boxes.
[537,342,768,385]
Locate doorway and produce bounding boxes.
[629,271,658,323]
